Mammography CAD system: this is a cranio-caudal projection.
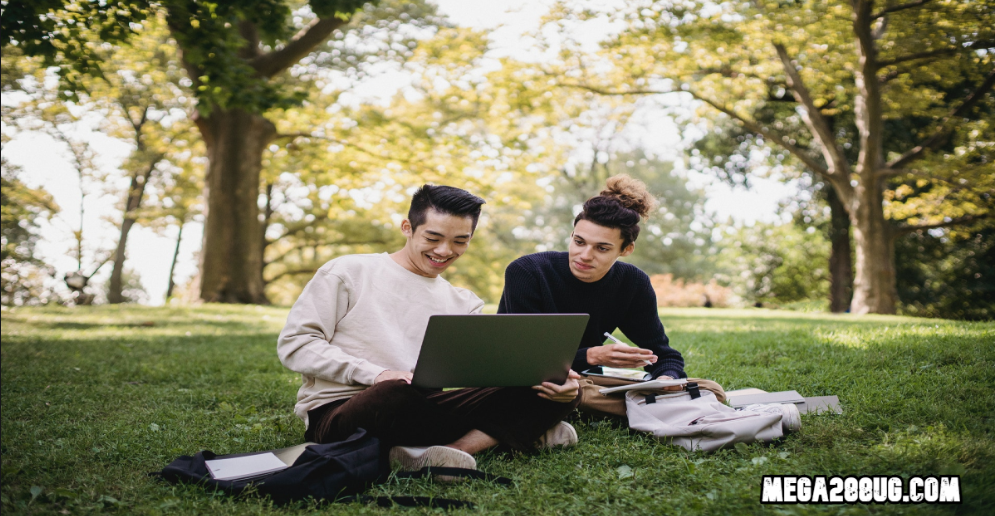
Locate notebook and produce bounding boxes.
[205,452,289,481]
[727,390,805,408]
[598,377,688,395]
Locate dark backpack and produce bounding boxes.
[153,428,508,509]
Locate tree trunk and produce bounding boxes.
[849,0,896,315]
[195,107,275,304]
[166,220,185,300]
[107,218,138,304]
[850,183,897,314]
[261,181,274,284]
[108,167,153,304]
[826,187,853,312]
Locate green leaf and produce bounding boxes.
[97,495,121,506]
[52,488,77,500]
[617,465,634,479]
[29,485,43,503]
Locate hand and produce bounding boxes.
[533,370,581,403]
[374,370,413,384]
[587,344,657,368]
[657,375,684,391]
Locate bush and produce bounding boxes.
[650,274,732,307]
[715,222,829,306]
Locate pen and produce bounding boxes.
[603,332,653,366]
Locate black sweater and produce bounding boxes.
[497,251,685,379]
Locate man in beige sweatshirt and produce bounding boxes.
[278,185,580,472]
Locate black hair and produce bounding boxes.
[408,185,486,233]
[574,175,657,248]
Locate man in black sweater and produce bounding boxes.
[497,174,685,382]
[498,251,685,380]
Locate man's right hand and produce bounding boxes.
[587,344,657,369]
[374,370,413,384]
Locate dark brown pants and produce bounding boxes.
[304,380,579,452]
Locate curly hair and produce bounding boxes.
[574,175,658,247]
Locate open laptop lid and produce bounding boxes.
[411,314,589,389]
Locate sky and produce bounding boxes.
[3,0,798,305]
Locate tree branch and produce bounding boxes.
[561,82,833,176]
[85,250,116,280]
[893,213,988,235]
[885,68,995,169]
[264,238,392,280]
[274,131,425,170]
[691,91,837,179]
[774,43,853,179]
[872,0,931,20]
[250,17,348,78]
[878,40,995,68]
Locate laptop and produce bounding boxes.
[410,314,589,388]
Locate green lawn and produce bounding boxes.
[2,305,992,515]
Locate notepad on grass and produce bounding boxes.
[205,452,289,481]
[727,390,805,408]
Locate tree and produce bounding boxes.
[23,108,117,304]
[548,0,994,314]
[3,0,430,304]
[256,26,561,303]
[895,222,995,320]
[716,221,831,307]
[84,24,199,303]
[691,112,855,312]
[0,136,60,306]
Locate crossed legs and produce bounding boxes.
[305,380,579,454]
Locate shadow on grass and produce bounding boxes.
[40,320,270,331]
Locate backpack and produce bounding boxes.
[624,389,783,451]
[152,428,508,509]
[578,375,727,417]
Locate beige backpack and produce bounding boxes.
[578,375,726,417]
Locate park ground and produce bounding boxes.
[1,305,993,515]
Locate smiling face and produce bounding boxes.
[392,208,474,278]
[568,219,634,283]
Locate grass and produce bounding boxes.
[1,305,993,515]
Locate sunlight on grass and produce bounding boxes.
[2,305,993,515]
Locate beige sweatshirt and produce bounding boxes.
[277,252,484,426]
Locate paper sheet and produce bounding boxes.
[206,452,289,481]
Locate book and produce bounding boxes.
[205,452,289,481]
[724,387,768,397]
[582,366,653,382]
[798,395,842,414]
[271,442,313,466]
[727,390,805,408]
[598,377,688,395]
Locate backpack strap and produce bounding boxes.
[394,466,513,486]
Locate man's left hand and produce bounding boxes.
[533,370,581,403]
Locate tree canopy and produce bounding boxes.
[541,0,994,314]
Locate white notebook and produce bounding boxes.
[205,452,289,481]
[598,377,688,395]
[727,390,805,408]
